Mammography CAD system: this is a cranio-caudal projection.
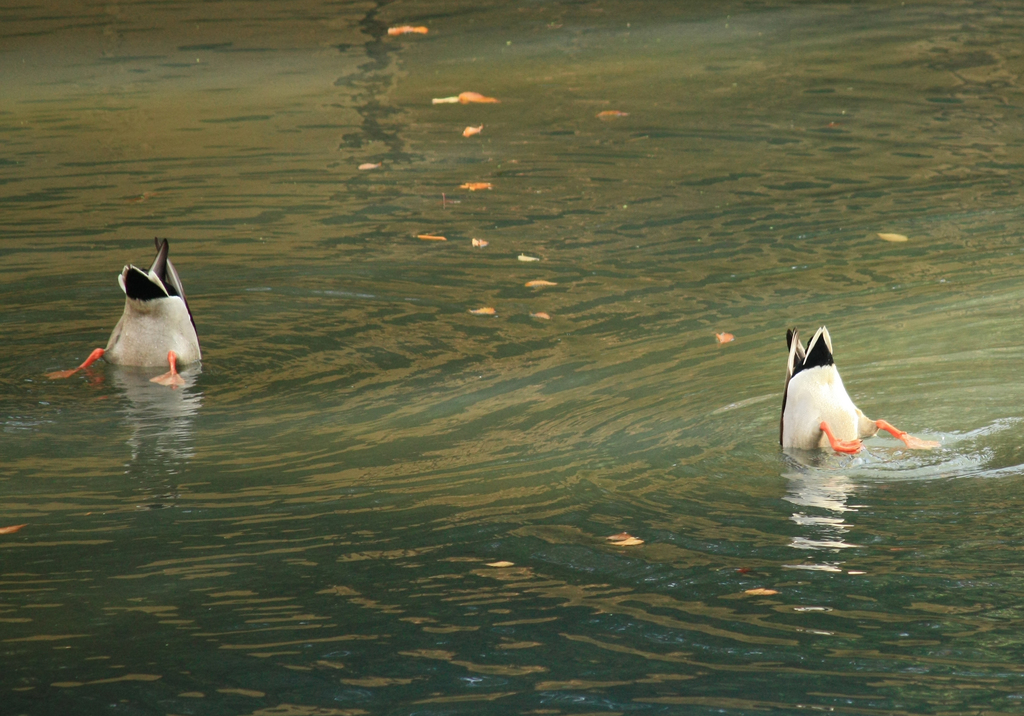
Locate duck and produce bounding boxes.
[47,237,200,388]
[780,326,937,453]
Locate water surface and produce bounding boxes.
[5,1,1024,714]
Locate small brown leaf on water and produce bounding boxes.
[470,307,497,316]
[388,26,428,35]
[358,162,381,170]
[877,232,909,242]
[525,280,557,288]
[530,312,551,320]
[417,234,447,241]
[486,561,515,568]
[744,588,779,596]
[127,192,156,204]
[461,182,492,191]
[462,125,483,137]
[472,238,489,248]
[0,524,27,535]
[518,254,540,262]
[597,110,629,120]
[716,332,735,344]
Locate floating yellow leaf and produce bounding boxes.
[526,280,557,287]
[597,110,629,120]
[417,234,447,241]
[461,182,492,191]
[518,254,540,262]
[0,524,26,535]
[877,232,909,242]
[530,312,551,320]
[610,537,644,546]
[388,26,428,35]
[470,307,497,315]
[716,332,735,344]
[358,162,381,170]
[463,125,483,137]
[744,588,779,596]
[486,561,515,568]
[472,238,489,248]
[606,533,631,541]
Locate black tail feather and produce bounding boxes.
[802,327,834,370]
[123,266,169,301]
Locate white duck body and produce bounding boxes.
[103,238,201,367]
[780,327,876,450]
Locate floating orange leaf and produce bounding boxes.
[461,182,492,191]
[459,91,499,104]
[716,332,735,344]
[597,110,629,120]
[525,280,557,287]
[388,26,428,35]
[744,588,778,596]
[486,561,515,568]
[517,254,540,262]
[358,162,381,170]
[0,524,27,535]
[530,312,550,320]
[432,92,500,105]
[470,307,497,315]
[877,232,908,242]
[472,238,489,248]
[417,234,447,241]
[462,125,483,137]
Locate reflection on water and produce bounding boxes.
[111,365,202,485]
[5,0,1024,713]
[784,469,859,570]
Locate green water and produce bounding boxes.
[5,1,1024,714]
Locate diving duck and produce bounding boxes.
[47,237,200,387]
[780,326,937,453]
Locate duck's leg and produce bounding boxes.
[820,421,862,454]
[46,348,105,379]
[875,419,940,450]
[150,350,185,388]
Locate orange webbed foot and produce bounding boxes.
[150,350,184,389]
[46,348,105,379]
[875,419,940,450]
[820,421,862,454]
